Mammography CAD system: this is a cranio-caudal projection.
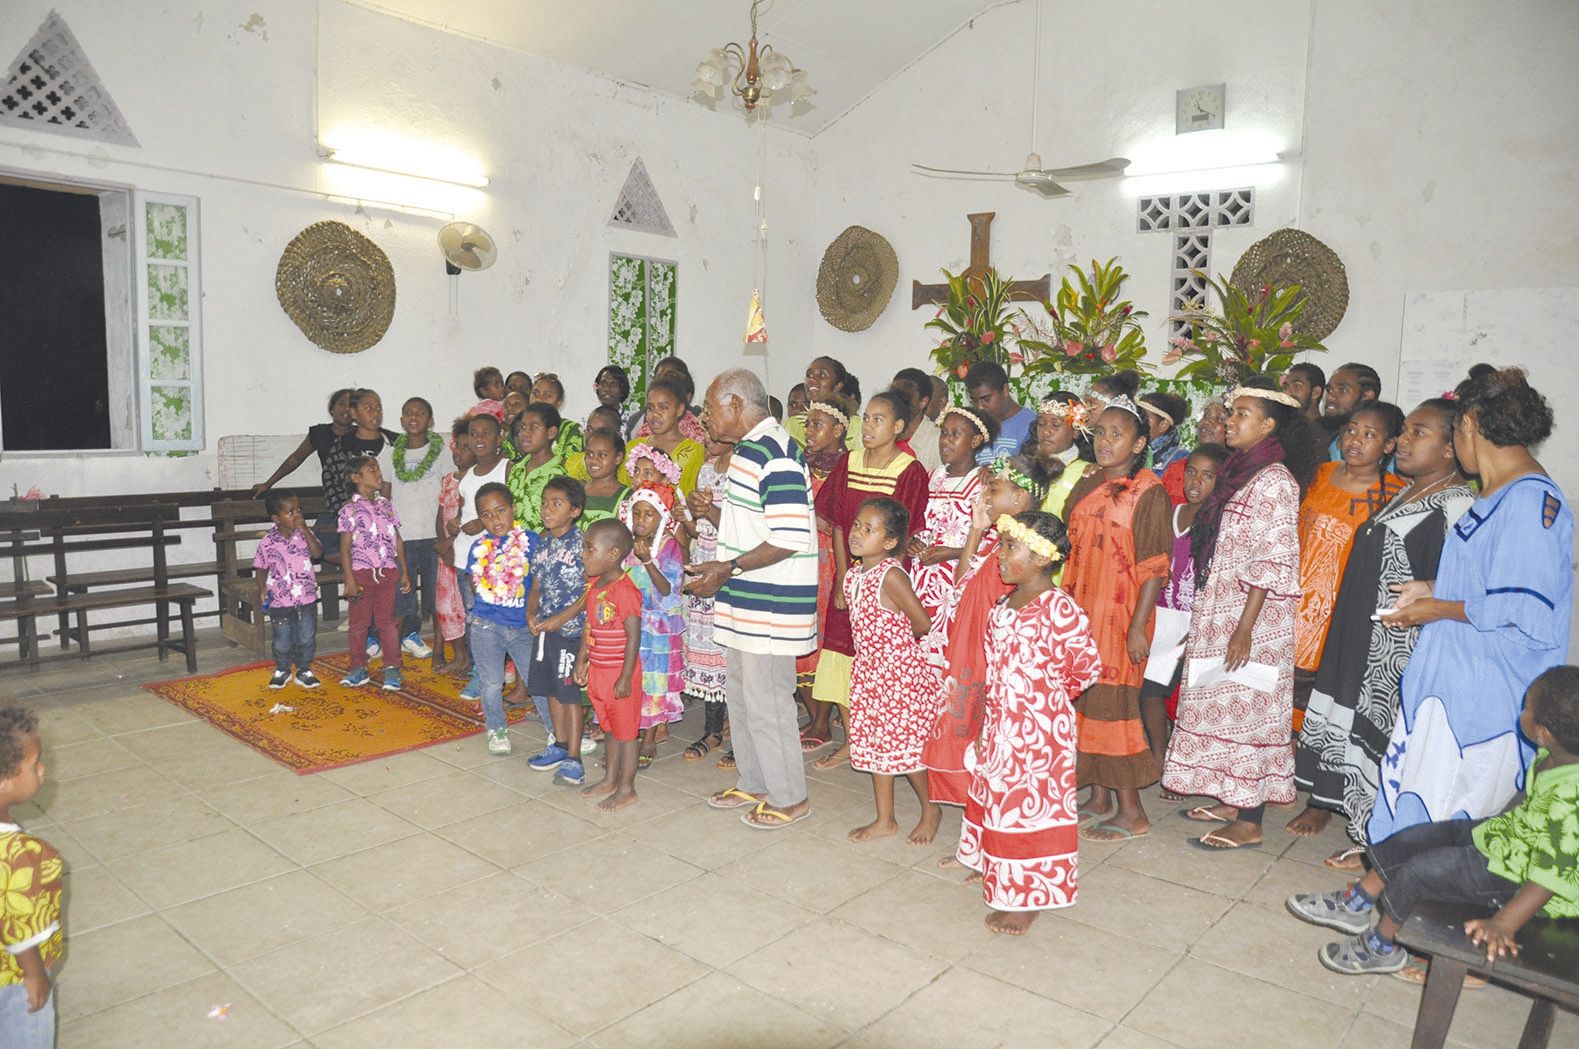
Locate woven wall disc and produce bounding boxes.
[816,225,898,333]
[275,221,397,354]
[1229,228,1349,342]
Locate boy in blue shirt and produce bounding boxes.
[525,477,591,785]
[465,483,541,755]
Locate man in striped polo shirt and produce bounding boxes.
[685,368,815,828]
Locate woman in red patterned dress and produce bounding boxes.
[795,397,855,754]
[959,510,1102,935]
[844,497,942,847]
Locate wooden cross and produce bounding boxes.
[911,212,1051,309]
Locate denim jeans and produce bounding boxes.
[469,616,538,733]
[1369,817,1520,925]
[0,980,55,1049]
[268,604,318,674]
[395,538,437,637]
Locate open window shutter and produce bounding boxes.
[134,191,203,451]
[607,253,676,405]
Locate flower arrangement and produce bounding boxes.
[1019,258,1150,376]
[925,268,1019,379]
[1165,273,1326,386]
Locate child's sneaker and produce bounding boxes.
[486,728,512,755]
[367,639,382,660]
[1319,930,1409,975]
[382,669,403,692]
[1286,887,1374,935]
[528,744,569,772]
[296,670,322,689]
[460,670,481,702]
[401,632,432,658]
[581,732,599,754]
[268,670,292,690]
[553,759,585,786]
[340,667,370,687]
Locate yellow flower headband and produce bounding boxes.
[996,514,1063,563]
[1229,385,1303,409]
[1039,398,1093,434]
[940,405,990,444]
[806,401,849,429]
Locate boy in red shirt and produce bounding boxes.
[575,519,643,812]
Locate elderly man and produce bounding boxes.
[685,368,815,828]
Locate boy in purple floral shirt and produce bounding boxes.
[255,490,324,689]
[339,456,411,690]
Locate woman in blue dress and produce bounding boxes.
[1369,367,1571,842]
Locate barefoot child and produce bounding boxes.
[960,512,1102,934]
[433,418,474,675]
[576,519,644,811]
[255,490,324,690]
[338,456,411,690]
[465,483,541,755]
[844,497,942,846]
[1062,396,1172,843]
[525,477,590,785]
[1139,444,1228,776]
[0,705,61,1045]
[1287,664,1579,974]
[619,483,686,767]
[922,456,1049,808]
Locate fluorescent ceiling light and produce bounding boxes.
[1123,129,1284,178]
[319,146,489,189]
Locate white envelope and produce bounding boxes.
[1186,656,1279,694]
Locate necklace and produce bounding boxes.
[392,433,444,481]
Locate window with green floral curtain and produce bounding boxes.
[608,253,676,406]
[136,191,203,452]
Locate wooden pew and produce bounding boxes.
[212,497,344,657]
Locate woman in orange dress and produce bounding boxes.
[1060,396,1173,842]
[1284,401,1404,835]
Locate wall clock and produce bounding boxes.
[1176,83,1225,134]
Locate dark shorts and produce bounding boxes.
[526,630,584,704]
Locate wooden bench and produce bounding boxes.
[1395,902,1579,1049]
[212,497,344,658]
[0,505,209,672]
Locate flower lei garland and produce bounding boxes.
[472,529,531,605]
[392,432,445,482]
[991,456,1046,502]
[996,514,1062,563]
[624,442,683,486]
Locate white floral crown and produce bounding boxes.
[624,442,683,485]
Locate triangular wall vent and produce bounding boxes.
[607,158,676,237]
[2,10,138,146]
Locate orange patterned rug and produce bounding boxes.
[143,652,534,774]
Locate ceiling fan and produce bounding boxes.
[912,0,1128,197]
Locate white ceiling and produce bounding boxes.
[347,0,1004,134]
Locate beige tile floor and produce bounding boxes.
[7,630,1577,1049]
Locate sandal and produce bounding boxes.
[1324,846,1367,872]
[684,734,721,761]
[637,750,656,770]
[799,735,831,753]
[707,787,762,810]
[1191,830,1263,851]
[1180,805,1233,824]
[716,750,736,770]
[1080,820,1150,842]
[740,801,810,830]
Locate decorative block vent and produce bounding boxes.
[2,10,137,146]
[1137,188,1255,335]
[608,158,676,237]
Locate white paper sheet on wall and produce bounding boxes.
[1395,359,1463,410]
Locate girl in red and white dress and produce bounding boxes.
[958,510,1102,936]
[907,406,993,626]
[845,496,942,847]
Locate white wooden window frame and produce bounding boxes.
[133,190,204,452]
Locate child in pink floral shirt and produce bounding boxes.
[254,490,324,689]
[338,456,410,690]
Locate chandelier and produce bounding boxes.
[691,0,813,112]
